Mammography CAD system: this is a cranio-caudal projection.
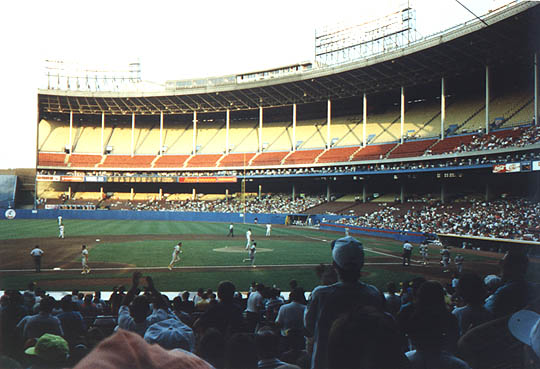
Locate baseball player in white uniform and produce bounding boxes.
[266,224,272,237]
[246,228,252,249]
[243,242,257,267]
[168,242,183,270]
[58,215,62,226]
[30,245,44,272]
[81,245,90,274]
[58,224,65,239]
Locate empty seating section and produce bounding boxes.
[39,120,69,152]
[328,119,362,147]
[162,123,192,154]
[446,95,485,133]
[262,121,292,152]
[154,155,190,168]
[294,119,326,149]
[107,127,132,154]
[429,134,475,154]
[351,143,396,161]
[196,123,227,154]
[283,149,324,165]
[38,153,67,167]
[219,153,256,167]
[365,110,400,144]
[69,154,102,167]
[228,120,259,153]
[100,155,155,168]
[388,139,437,158]
[403,101,441,138]
[185,154,222,168]
[250,151,288,166]
[74,125,102,153]
[135,124,161,154]
[317,147,358,163]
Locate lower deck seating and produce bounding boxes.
[317,147,358,163]
[283,149,324,165]
[69,154,102,167]
[154,155,190,168]
[350,143,396,161]
[185,154,222,168]
[219,153,256,167]
[250,151,289,166]
[388,139,437,158]
[100,155,155,168]
[38,153,67,167]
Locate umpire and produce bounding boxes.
[30,245,44,272]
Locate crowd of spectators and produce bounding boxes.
[1,237,539,369]
[452,125,540,154]
[336,198,540,241]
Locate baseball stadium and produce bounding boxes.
[1,1,539,368]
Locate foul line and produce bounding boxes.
[0,262,406,274]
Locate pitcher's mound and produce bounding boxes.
[214,246,273,253]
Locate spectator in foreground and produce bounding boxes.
[24,333,70,369]
[255,326,300,369]
[304,236,385,369]
[73,329,213,369]
[452,272,493,336]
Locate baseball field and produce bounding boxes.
[0,219,504,293]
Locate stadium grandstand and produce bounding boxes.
[1,2,540,369]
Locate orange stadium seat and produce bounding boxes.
[317,146,359,163]
[429,134,475,155]
[38,153,67,167]
[185,154,222,168]
[283,149,324,165]
[153,155,190,168]
[100,155,155,168]
[250,151,289,166]
[350,143,396,161]
[69,154,102,167]
[387,139,438,159]
[218,153,256,167]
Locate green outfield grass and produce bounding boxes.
[0,219,500,292]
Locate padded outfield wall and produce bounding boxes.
[0,207,427,243]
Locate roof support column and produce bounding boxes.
[226,109,230,153]
[535,52,538,125]
[327,99,331,148]
[259,106,263,152]
[193,111,197,155]
[292,104,297,152]
[101,112,105,154]
[69,111,73,153]
[485,65,490,134]
[159,111,164,155]
[441,77,446,140]
[131,113,135,157]
[363,93,367,147]
[400,87,405,144]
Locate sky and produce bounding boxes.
[0,0,505,169]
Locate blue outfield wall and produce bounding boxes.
[1,208,287,225]
[320,222,428,243]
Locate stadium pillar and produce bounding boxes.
[535,52,538,125]
[69,111,73,153]
[193,111,198,154]
[326,184,331,202]
[101,112,105,154]
[363,93,367,147]
[400,184,405,204]
[226,188,229,200]
[159,111,164,155]
[441,78,446,140]
[292,184,296,201]
[226,109,230,153]
[400,87,405,144]
[130,188,134,201]
[258,184,262,200]
[292,104,297,152]
[159,188,162,201]
[259,106,264,152]
[327,99,331,148]
[485,183,491,202]
[131,113,136,156]
[485,65,490,134]
[440,182,446,204]
[362,184,367,203]
[192,188,196,201]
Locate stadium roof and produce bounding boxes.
[38,1,540,115]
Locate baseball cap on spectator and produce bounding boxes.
[144,318,195,352]
[508,310,540,358]
[484,275,502,289]
[25,333,69,363]
[331,236,364,271]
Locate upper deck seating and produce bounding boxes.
[317,146,358,163]
[283,149,324,165]
[38,153,67,167]
[250,151,289,166]
[387,139,437,159]
[218,153,256,168]
[350,143,396,161]
[153,155,190,168]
